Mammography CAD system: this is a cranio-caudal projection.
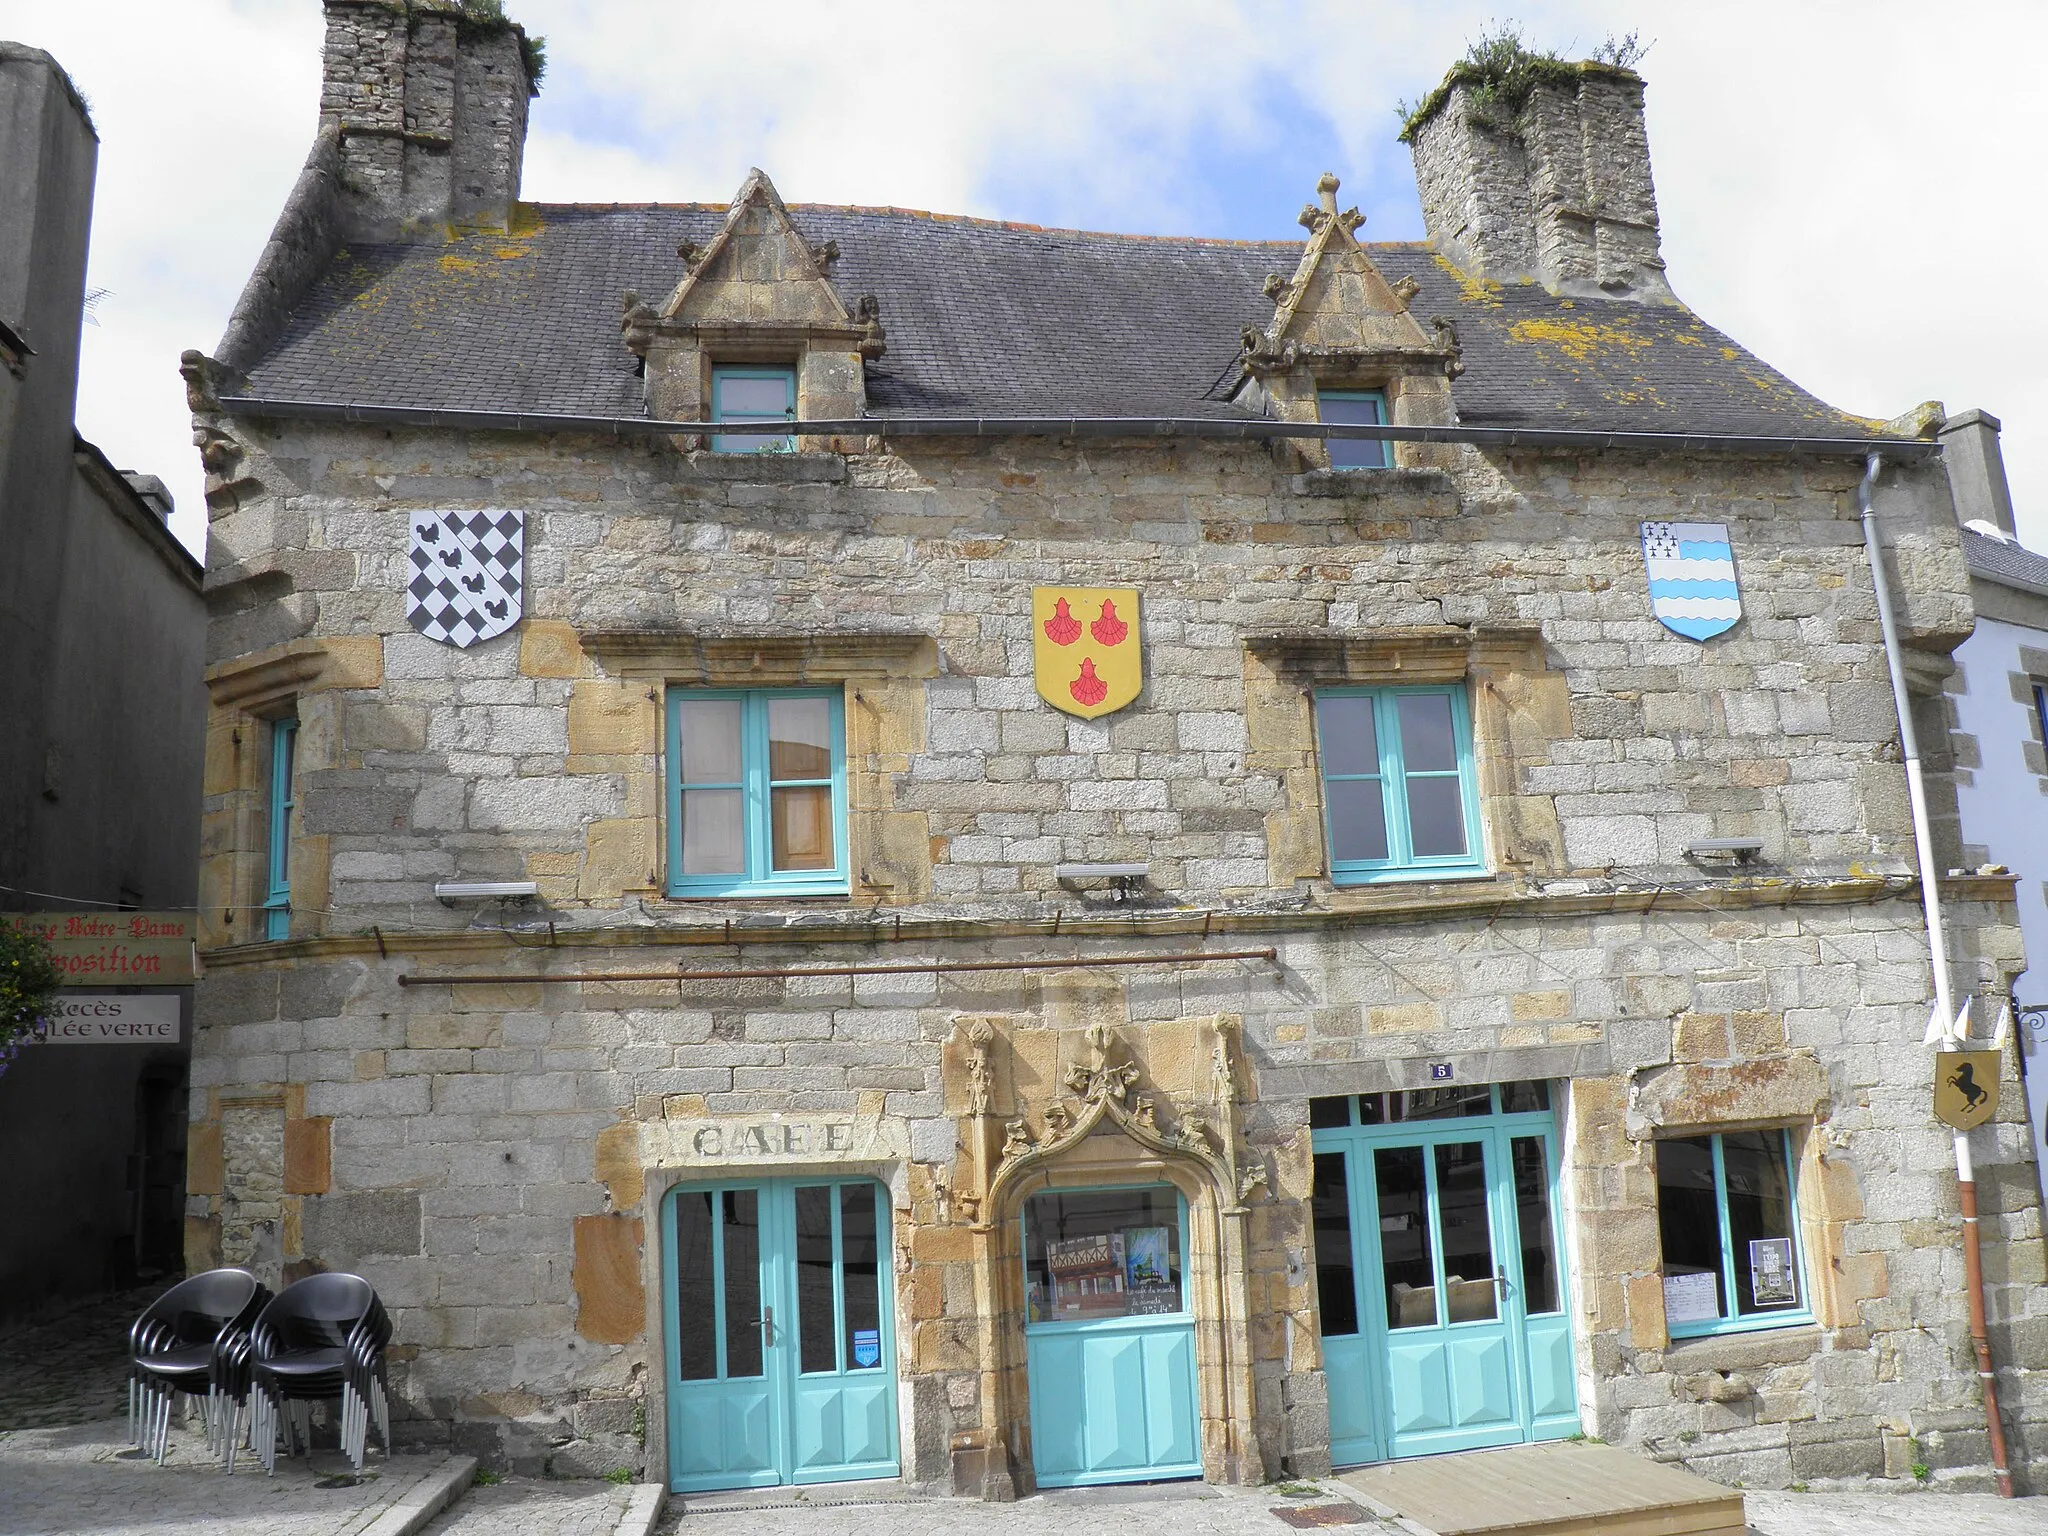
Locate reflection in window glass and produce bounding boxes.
[1313,1152,1359,1337]
[1314,687,1481,883]
[673,1190,716,1380]
[1023,1188,1183,1324]
[1308,1096,1353,1129]
[1434,1142,1498,1322]
[1655,1130,1805,1333]
[1320,391,1390,470]
[1375,1146,1435,1329]
[1390,1085,1493,1121]
[1499,1080,1551,1114]
[721,1190,763,1378]
[1511,1136,1559,1314]
[841,1184,883,1371]
[795,1185,837,1374]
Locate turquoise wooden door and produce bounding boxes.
[1313,1082,1578,1466]
[1023,1186,1203,1488]
[663,1179,898,1493]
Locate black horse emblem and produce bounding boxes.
[1948,1061,1989,1113]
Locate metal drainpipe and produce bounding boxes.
[1859,452,2014,1497]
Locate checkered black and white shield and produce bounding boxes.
[407,509,524,647]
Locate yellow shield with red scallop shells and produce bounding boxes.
[1032,587,1142,719]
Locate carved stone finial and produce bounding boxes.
[1298,203,1327,233]
[1432,315,1467,380]
[1316,171,1341,215]
[1000,1118,1035,1166]
[1391,275,1422,308]
[963,1019,995,1119]
[620,290,659,360]
[931,1164,953,1227]
[1262,273,1290,301]
[1336,207,1365,233]
[1238,325,1300,377]
[193,424,243,477]
[852,293,887,360]
[178,348,219,413]
[1043,1100,1073,1140]
[1131,1096,1157,1134]
[811,239,841,274]
[676,239,702,266]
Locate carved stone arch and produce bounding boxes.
[957,1023,1266,1496]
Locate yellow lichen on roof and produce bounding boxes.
[1506,317,1655,361]
[1433,253,1502,308]
[438,254,481,273]
[1720,346,1739,360]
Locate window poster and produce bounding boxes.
[1748,1238,1797,1307]
[1662,1269,1720,1324]
[851,1329,881,1368]
[1046,1232,1127,1318]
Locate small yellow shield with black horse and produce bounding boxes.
[1934,1049,2000,1131]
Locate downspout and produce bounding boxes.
[1859,452,2014,1497]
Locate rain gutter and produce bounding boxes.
[1859,451,2015,1498]
[214,397,1939,460]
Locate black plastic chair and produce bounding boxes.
[127,1268,270,1466]
[244,1273,392,1475]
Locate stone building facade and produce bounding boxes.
[183,3,2044,1496]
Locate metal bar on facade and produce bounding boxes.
[395,946,1278,988]
[213,395,1941,461]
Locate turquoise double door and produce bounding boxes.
[662,1179,899,1492]
[1312,1081,1579,1464]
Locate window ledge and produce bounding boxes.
[1289,466,1455,501]
[1657,1323,1821,1373]
[681,449,847,484]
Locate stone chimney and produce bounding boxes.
[1407,60,1666,299]
[319,0,534,236]
[1939,409,2018,539]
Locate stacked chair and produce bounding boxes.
[127,1268,271,1465]
[236,1272,394,1476]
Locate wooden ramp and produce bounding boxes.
[1339,1441,1747,1536]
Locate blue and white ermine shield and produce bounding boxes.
[407,509,524,647]
[1640,521,1740,641]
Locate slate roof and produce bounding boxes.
[1963,527,2048,596]
[242,202,1882,439]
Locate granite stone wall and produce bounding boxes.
[184,420,2039,1489]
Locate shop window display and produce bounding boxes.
[1022,1187,1185,1323]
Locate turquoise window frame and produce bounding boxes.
[1659,1129,1814,1341]
[263,717,297,941]
[1315,685,1486,885]
[711,365,796,454]
[664,687,849,898]
[1319,389,1390,470]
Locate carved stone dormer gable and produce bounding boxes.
[625,168,880,447]
[1235,173,1461,469]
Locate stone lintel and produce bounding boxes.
[582,628,938,684]
[206,635,384,708]
[1247,624,1546,685]
[1625,1052,1832,1140]
[1259,1040,1609,1102]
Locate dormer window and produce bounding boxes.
[711,366,796,453]
[1319,390,1389,470]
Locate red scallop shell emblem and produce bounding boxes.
[1089,598,1128,647]
[1043,597,1081,646]
[1069,657,1108,707]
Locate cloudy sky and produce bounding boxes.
[5,0,2044,556]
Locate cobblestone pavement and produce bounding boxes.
[0,1414,465,1536]
[1746,1488,2048,1534]
[0,1285,162,1431]
[422,1476,638,1535]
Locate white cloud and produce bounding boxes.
[4,0,2044,556]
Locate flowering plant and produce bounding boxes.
[0,922,61,1075]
